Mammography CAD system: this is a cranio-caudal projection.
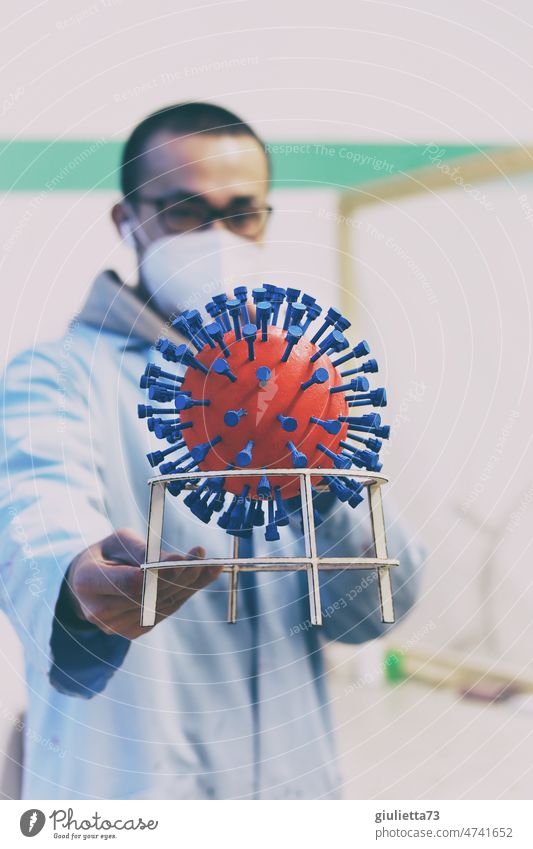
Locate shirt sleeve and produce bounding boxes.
[0,341,130,698]
[315,492,426,644]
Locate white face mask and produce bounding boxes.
[131,228,265,319]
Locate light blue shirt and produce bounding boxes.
[0,272,424,800]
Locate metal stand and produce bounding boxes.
[140,468,399,628]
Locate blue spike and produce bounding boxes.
[227,484,251,534]
[150,415,179,433]
[138,404,177,418]
[310,487,324,527]
[339,414,382,427]
[281,325,303,362]
[147,415,166,431]
[316,442,351,469]
[157,340,209,374]
[274,486,290,526]
[286,440,307,468]
[191,435,222,463]
[167,475,196,497]
[218,495,238,529]
[174,394,211,411]
[339,476,365,508]
[160,457,197,476]
[300,293,316,309]
[243,498,257,533]
[236,440,254,467]
[341,445,382,472]
[310,307,341,344]
[141,374,180,391]
[210,490,226,513]
[146,383,192,400]
[300,367,329,391]
[184,480,209,509]
[348,388,387,408]
[330,376,370,395]
[212,358,237,382]
[282,287,301,330]
[256,301,272,342]
[147,387,178,403]
[301,302,322,334]
[243,323,257,361]
[323,475,351,502]
[184,309,212,348]
[166,428,188,444]
[256,474,272,499]
[227,298,242,341]
[147,416,173,432]
[205,301,226,332]
[256,366,272,387]
[224,408,247,427]
[346,423,390,439]
[334,315,351,334]
[277,414,298,432]
[206,322,231,358]
[252,286,267,305]
[234,286,250,323]
[271,287,286,324]
[265,499,280,541]
[195,490,218,523]
[146,441,187,468]
[340,357,379,378]
[207,474,225,493]
[289,303,306,327]
[309,329,348,363]
[331,339,371,367]
[172,315,204,353]
[212,293,232,332]
[346,432,383,452]
[144,363,184,383]
[309,416,342,435]
[155,420,192,438]
[253,499,265,526]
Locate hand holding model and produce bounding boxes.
[64,528,221,639]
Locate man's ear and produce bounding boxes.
[112,201,139,251]
[111,201,128,238]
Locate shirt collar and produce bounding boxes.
[77,269,186,348]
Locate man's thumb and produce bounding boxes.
[101,528,146,567]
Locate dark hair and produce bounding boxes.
[120,101,269,199]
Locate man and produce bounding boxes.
[0,102,423,800]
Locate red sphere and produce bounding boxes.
[180,326,349,497]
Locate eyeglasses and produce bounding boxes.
[132,192,273,238]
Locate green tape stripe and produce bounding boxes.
[0,140,499,193]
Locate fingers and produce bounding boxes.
[158,564,223,607]
[101,528,147,567]
[74,556,145,599]
[70,535,218,638]
[156,546,209,597]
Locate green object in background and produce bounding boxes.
[0,139,499,193]
[384,649,407,683]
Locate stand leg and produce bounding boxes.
[141,480,166,627]
[228,536,240,624]
[300,474,322,626]
[368,482,395,623]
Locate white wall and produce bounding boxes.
[352,173,533,667]
[4,0,533,143]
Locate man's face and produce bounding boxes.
[114,131,270,252]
